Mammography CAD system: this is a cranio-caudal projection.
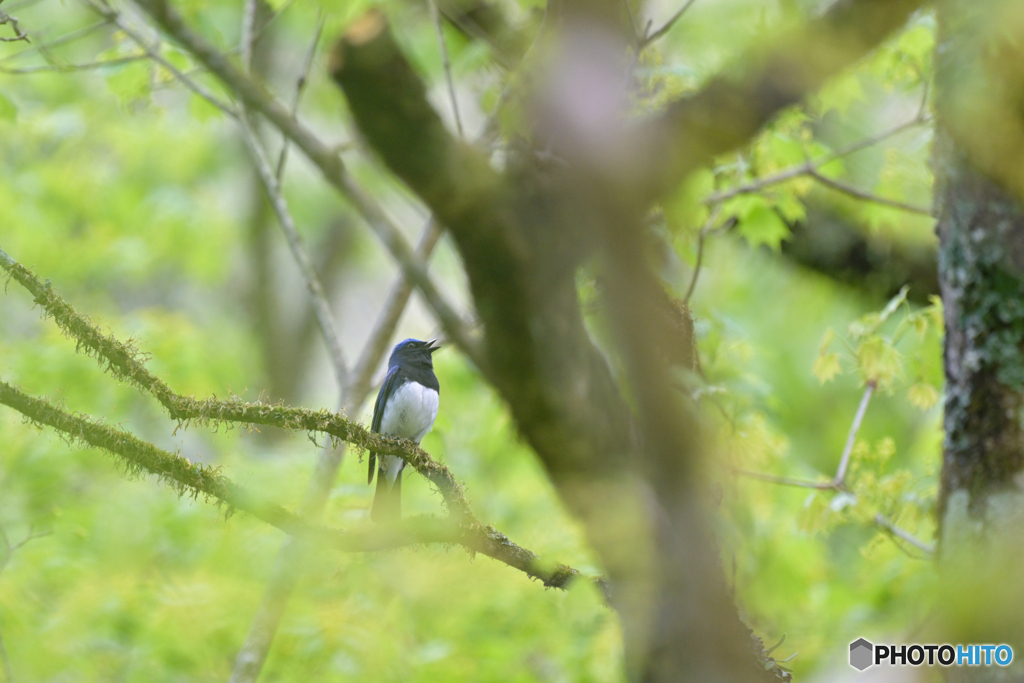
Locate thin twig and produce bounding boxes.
[730,468,836,490]
[133,0,483,370]
[0,524,49,683]
[0,6,29,43]
[640,0,697,49]
[733,378,875,491]
[706,115,931,205]
[275,10,323,181]
[237,117,350,393]
[0,54,146,73]
[833,379,875,486]
[807,169,932,216]
[429,0,463,137]
[682,209,729,306]
[875,513,934,556]
[98,0,348,392]
[0,19,107,63]
[85,0,237,116]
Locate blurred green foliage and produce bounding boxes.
[0,0,941,680]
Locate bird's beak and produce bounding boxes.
[427,339,441,353]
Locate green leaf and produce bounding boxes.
[105,61,152,105]
[856,336,902,389]
[733,197,790,251]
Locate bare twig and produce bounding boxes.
[100,0,349,393]
[730,468,836,490]
[682,209,730,306]
[807,169,932,216]
[0,6,29,43]
[733,378,875,491]
[85,0,237,116]
[230,219,444,683]
[237,117,350,393]
[0,54,146,73]
[875,513,934,556]
[275,10,323,181]
[623,0,642,47]
[429,0,463,137]
[640,0,697,49]
[132,0,483,370]
[705,114,931,205]
[0,19,107,63]
[0,524,50,682]
[833,379,875,486]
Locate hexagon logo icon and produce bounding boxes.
[850,638,874,671]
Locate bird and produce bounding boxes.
[368,338,441,522]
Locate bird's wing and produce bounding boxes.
[368,366,402,485]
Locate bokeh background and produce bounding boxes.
[0,0,941,680]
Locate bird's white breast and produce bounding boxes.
[379,381,439,443]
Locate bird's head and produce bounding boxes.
[389,338,441,369]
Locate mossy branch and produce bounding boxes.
[0,379,598,590]
[0,245,470,520]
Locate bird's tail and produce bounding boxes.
[370,467,402,523]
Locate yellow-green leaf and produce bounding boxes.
[908,382,940,410]
[813,352,842,383]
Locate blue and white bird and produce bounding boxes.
[368,338,441,522]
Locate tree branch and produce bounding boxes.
[346,219,445,405]
[236,115,350,393]
[429,0,464,137]
[639,0,697,49]
[0,54,147,73]
[705,114,931,205]
[644,0,926,200]
[733,379,876,491]
[0,6,29,43]
[275,10,323,181]
[0,19,107,64]
[129,0,483,370]
[874,513,934,556]
[0,381,597,588]
[0,245,466,519]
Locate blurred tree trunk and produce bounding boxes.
[935,0,1024,678]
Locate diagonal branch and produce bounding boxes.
[130,0,483,370]
[639,0,697,49]
[237,115,350,392]
[806,169,932,215]
[0,245,467,519]
[0,381,599,589]
[346,219,445,405]
[705,114,932,205]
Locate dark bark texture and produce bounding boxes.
[935,0,1024,679]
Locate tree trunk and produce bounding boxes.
[935,1,1024,678]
